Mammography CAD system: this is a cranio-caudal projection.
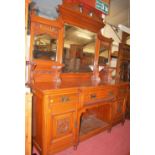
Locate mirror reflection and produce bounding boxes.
[98,41,110,66]
[62,24,96,73]
[33,33,57,61]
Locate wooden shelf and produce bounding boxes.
[80,115,110,141]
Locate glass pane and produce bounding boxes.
[33,33,57,61]
[62,24,96,73]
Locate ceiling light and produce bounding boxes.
[118,24,130,34]
[77,33,92,40]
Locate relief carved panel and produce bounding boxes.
[57,118,70,135]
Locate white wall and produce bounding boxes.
[102,24,122,51]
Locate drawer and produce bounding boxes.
[48,93,79,114]
[83,88,116,103]
[49,93,79,105]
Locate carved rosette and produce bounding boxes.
[57,118,70,135]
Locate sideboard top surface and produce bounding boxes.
[31,80,129,94]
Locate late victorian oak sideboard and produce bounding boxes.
[27,1,130,154]
[32,80,129,155]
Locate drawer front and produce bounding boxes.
[83,87,116,103]
[49,93,79,105]
[48,93,79,114]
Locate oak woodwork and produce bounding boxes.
[116,43,130,119]
[116,43,130,82]
[58,2,105,33]
[122,32,130,44]
[32,81,129,154]
[27,1,130,154]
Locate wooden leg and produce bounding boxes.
[108,128,112,133]
[121,117,125,126]
[107,124,112,133]
[73,144,78,150]
[73,112,82,151]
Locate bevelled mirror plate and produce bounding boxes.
[62,24,96,73]
[33,33,57,61]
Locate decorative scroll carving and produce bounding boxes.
[33,23,59,37]
[61,0,109,22]
[57,118,70,135]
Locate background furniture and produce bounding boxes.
[116,43,130,118]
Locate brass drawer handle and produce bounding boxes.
[108,91,114,96]
[61,96,70,103]
[90,94,96,99]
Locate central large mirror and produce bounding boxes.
[62,24,96,73]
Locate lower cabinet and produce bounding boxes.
[112,84,129,124]
[48,111,76,153]
[32,83,129,154]
[46,91,79,154]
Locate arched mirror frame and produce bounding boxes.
[29,13,64,62]
[28,13,64,84]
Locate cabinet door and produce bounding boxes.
[49,111,76,150]
[114,99,126,119]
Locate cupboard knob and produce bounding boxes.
[90,94,96,99]
[50,99,54,103]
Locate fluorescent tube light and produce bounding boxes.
[118,24,130,34]
[77,33,92,40]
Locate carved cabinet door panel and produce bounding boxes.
[49,111,76,150]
